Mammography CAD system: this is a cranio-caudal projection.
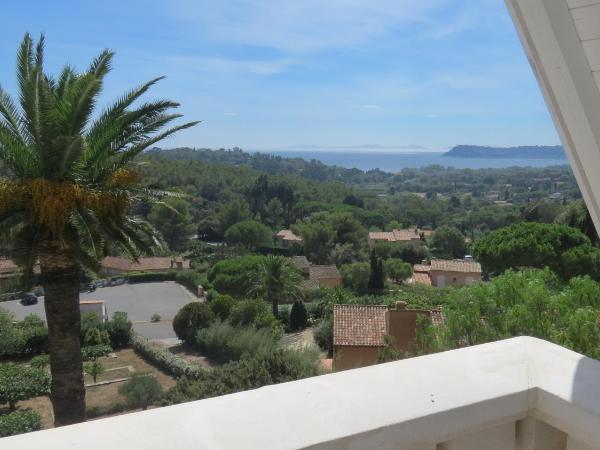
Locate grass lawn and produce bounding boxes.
[18,348,177,429]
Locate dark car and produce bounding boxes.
[21,292,38,305]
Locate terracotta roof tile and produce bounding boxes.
[333,304,387,347]
[368,228,429,242]
[430,259,481,273]
[309,265,340,280]
[413,264,431,273]
[276,229,302,241]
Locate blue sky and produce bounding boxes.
[0,0,560,151]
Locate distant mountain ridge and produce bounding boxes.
[444,145,566,159]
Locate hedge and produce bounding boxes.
[0,410,42,437]
[131,334,203,379]
[125,270,206,295]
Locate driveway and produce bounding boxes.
[0,281,195,340]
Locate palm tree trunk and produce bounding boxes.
[40,244,86,426]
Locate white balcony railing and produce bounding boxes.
[3,337,600,449]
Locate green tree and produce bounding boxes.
[119,373,163,410]
[0,364,50,411]
[84,359,106,383]
[295,222,335,264]
[430,226,467,259]
[368,253,385,292]
[250,255,303,316]
[172,302,215,343]
[208,255,266,297]
[473,222,600,280]
[341,263,370,292]
[148,198,195,251]
[217,199,251,235]
[0,35,197,424]
[384,259,412,283]
[289,301,309,331]
[224,220,273,250]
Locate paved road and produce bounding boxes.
[0,281,194,340]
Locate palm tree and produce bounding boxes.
[0,34,198,426]
[250,255,303,316]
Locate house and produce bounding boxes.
[367,228,432,246]
[305,265,341,289]
[290,255,310,276]
[100,256,190,276]
[412,259,481,287]
[333,301,442,371]
[430,259,481,287]
[276,229,303,248]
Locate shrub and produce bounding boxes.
[105,312,133,348]
[172,302,215,343]
[119,373,163,410]
[174,271,205,294]
[165,347,322,404]
[126,271,175,283]
[86,401,128,418]
[384,259,413,283]
[83,327,111,347]
[30,354,49,370]
[131,334,203,378]
[0,410,42,437]
[314,317,333,357]
[151,313,161,323]
[210,294,237,321]
[229,298,282,336]
[195,321,279,363]
[289,301,308,331]
[81,312,103,336]
[341,263,370,292]
[0,364,50,411]
[81,344,112,361]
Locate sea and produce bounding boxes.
[254,150,569,172]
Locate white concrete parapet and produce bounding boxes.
[2,337,600,449]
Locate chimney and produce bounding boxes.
[395,301,407,311]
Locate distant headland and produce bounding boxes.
[444,145,566,159]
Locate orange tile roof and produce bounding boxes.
[101,256,190,272]
[430,259,481,273]
[309,265,340,280]
[276,229,302,241]
[413,272,432,286]
[333,304,387,347]
[368,228,429,242]
[413,264,431,273]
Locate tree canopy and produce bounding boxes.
[473,222,600,280]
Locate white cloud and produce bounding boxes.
[161,55,296,76]
[166,0,447,54]
[360,105,380,109]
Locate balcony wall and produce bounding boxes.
[2,337,600,449]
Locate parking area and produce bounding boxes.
[0,281,195,340]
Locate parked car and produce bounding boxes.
[21,292,38,305]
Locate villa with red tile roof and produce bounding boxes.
[412,259,481,288]
[333,301,443,371]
